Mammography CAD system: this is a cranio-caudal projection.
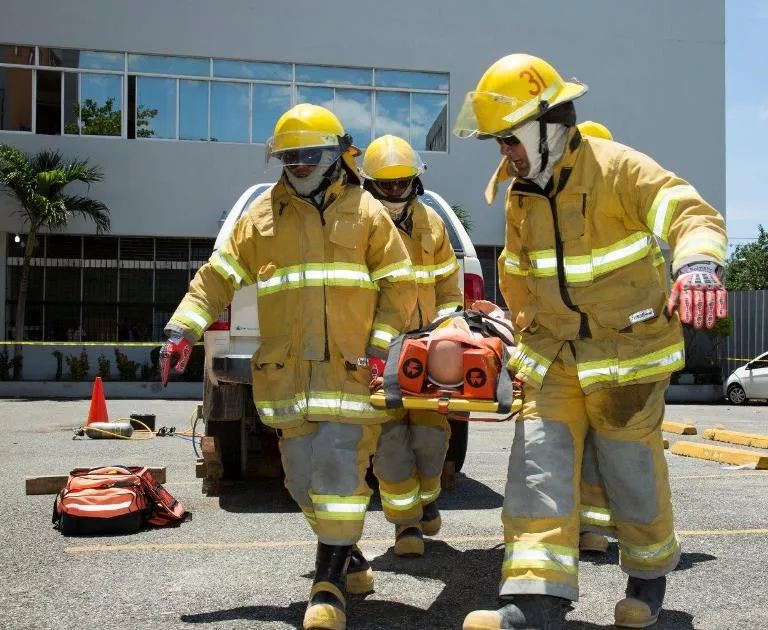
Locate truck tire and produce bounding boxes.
[446,419,469,473]
[206,420,246,478]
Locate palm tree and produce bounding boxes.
[0,145,111,379]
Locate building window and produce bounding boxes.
[4,233,215,342]
[0,44,450,151]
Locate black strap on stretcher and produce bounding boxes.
[382,310,515,414]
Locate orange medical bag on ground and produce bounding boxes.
[53,466,189,535]
[376,310,518,415]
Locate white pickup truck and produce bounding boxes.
[202,184,485,479]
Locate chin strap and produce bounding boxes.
[538,119,549,174]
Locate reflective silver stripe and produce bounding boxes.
[68,500,133,512]
[177,308,209,331]
[313,503,368,513]
[255,396,308,418]
[580,506,614,524]
[307,397,379,415]
[648,184,697,240]
[590,233,651,274]
[510,345,550,380]
[211,250,250,289]
[256,265,375,294]
[503,542,578,574]
[371,261,414,282]
[621,532,679,561]
[380,490,420,509]
[420,488,440,503]
[371,329,394,343]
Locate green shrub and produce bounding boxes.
[65,348,90,381]
[97,354,112,380]
[114,348,139,381]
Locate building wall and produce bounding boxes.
[1,0,726,247]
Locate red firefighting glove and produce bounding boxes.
[666,262,727,329]
[368,356,386,379]
[160,336,193,386]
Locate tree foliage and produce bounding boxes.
[450,204,473,233]
[63,97,157,138]
[725,225,768,290]
[0,144,111,378]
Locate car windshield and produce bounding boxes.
[420,192,463,255]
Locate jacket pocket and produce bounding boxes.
[556,191,588,242]
[330,218,362,249]
[253,336,291,367]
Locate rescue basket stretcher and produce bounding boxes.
[369,309,521,419]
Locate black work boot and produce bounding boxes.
[463,595,569,629]
[421,500,442,536]
[614,575,666,628]
[345,544,374,595]
[303,543,351,630]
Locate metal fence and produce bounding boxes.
[723,290,768,370]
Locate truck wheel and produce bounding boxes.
[206,420,246,479]
[446,419,469,473]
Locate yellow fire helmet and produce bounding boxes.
[360,135,425,181]
[453,53,588,139]
[265,103,360,170]
[577,120,613,140]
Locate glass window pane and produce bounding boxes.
[180,80,208,141]
[63,72,78,135]
[211,82,249,143]
[410,92,447,151]
[36,70,62,135]
[47,235,82,258]
[46,265,81,302]
[0,44,35,65]
[119,237,154,261]
[119,268,153,302]
[376,70,448,91]
[296,65,371,86]
[213,59,291,81]
[296,86,333,109]
[76,73,122,136]
[156,238,189,261]
[0,67,32,131]
[128,54,209,77]
[191,238,215,261]
[82,303,117,341]
[334,89,372,147]
[5,265,43,301]
[137,76,176,139]
[39,48,124,71]
[374,91,409,140]
[44,304,80,341]
[119,304,153,341]
[155,269,189,304]
[83,236,118,259]
[83,268,118,302]
[252,84,291,144]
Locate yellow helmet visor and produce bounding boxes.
[265,130,342,169]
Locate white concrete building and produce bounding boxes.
[0,1,725,377]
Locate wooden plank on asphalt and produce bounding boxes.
[25,466,167,495]
[663,438,669,449]
[702,428,768,450]
[662,421,698,435]
[670,441,768,469]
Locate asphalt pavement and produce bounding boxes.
[1,398,767,630]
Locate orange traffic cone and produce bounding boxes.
[86,377,109,425]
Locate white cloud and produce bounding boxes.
[759,105,768,119]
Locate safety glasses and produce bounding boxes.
[375,178,413,194]
[276,147,325,166]
[496,136,521,147]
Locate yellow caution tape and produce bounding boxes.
[0,341,203,346]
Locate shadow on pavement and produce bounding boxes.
[215,473,503,513]
[181,540,698,629]
[579,542,716,573]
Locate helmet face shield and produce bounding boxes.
[265,130,342,170]
[360,134,425,181]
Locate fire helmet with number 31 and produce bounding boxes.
[452,53,588,139]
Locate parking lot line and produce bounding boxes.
[475,472,766,482]
[63,528,768,554]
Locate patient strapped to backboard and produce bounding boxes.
[370,301,521,416]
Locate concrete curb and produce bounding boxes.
[662,421,698,435]
[702,428,768,450]
[670,440,768,469]
[0,381,203,400]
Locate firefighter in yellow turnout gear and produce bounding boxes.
[454,54,728,629]
[160,105,417,630]
[361,135,464,557]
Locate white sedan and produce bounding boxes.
[724,351,768,404]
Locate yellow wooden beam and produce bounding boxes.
[25,466,167,495]
[670,441,768,469]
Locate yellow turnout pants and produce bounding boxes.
[373,410,451,525]
[501,348,679,602]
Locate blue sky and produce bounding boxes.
[726,0,767,249]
